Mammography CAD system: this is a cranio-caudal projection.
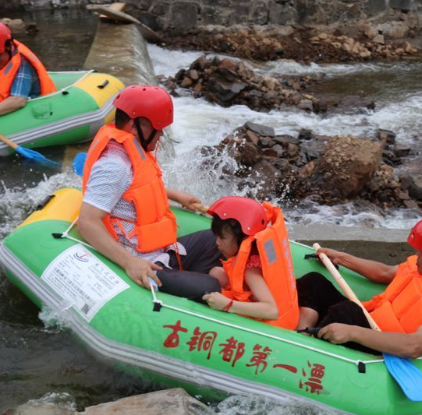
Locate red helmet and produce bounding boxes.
[0,22,12,54]
[408,220,422,251]
[112,85,173,129]
[207,196,268,236]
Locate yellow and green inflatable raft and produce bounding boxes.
[0,71,124,156]
[0,188,421,415]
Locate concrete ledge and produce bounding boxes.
[288,224,409,243]
[83,23,156,86]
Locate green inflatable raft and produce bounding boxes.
[0,71,124,156]
[0,188,421,415]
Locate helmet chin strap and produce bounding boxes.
[134,118,157,151]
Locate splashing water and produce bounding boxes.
[0,170,81,239]
[149,45,422,230]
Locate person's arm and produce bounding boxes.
[0,95,26,116]
[203,268,279,320]
[0,56,37,116]
[77,202,162,289]
[317,247,398,284]
[167,189,201,211]
[318,323,422,358]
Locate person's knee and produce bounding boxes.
[209,266,228,288]
[203,275,222,294]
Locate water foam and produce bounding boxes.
[148,45,422,230]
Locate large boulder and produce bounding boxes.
[80,389,213,415]
[307,136,383,199]
[400,157,422,201]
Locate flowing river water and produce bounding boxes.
[0,8,421,414]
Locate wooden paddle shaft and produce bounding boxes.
[192,202,209,214]
[313,243,381,331]
[0,133,18,150]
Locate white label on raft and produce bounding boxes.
[41,244,130,322]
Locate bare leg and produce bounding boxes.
[297,307,319,333]
[209,266,228,288]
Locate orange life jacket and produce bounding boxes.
[363,255,422,333]
[0,40,56,103]
[221,202,299,330]
[82,124,178,253]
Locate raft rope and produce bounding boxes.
[29,70,95,102]
[54,220,419,371]
[52,216,93,249]
[149,292,385,372]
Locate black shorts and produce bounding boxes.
[156,229,223,302]
[297,272,376,354]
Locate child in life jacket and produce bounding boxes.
[203,196,299,330]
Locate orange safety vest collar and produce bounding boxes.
[222,202,299,330]
[0,40,56,103]
[82,124,178,253]
[363,255,422,333]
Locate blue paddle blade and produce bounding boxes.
[72,152,87,176]
[384,353,422,401]
[16,145,61,170]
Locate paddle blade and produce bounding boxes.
[72,152,87,176]
[16,146,61,170]
[384,353,422,401]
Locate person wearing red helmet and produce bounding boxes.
[0,22,56,116]
[297,219,422,357]
[203,196,299,329]
[78,85,222,300]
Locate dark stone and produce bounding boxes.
[389,0,414,11]
[377,129,396,144]
[228,5,250,24]
[150,1,171,16]
[273,134,300,145]
[169,2,199,31]
[393,145,411,158]
[400,157,422,200]
[134,0,154,9]
[301,140,325,160]
[363,0,388,16]
[272,144,285,157]
[244,121,275,137]
[295,0,320,23]
[202,0,230,6]
[268,0,298,24]
[217,67,238,82]
[251,1,269,25]
[137,13,160,31]
[201,6,230,25]
[298,129,315,141]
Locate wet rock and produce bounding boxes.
[377,129,396,145]
[164,26,419,65]
[400,157,422,201]
[205,122,421,210]
[306,136,383,199]
[300,139,327,161]
[244,121,275,137]
[298,129,316,141]
[79,389,213,415]
[390,0,414,12]
[169,55,319,112]
[2,403,75,415]
[393,145,411,158]
[273,134,299,146]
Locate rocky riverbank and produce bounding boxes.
[164,22,420,64]
[158,50,422,213]
[191,120,422,210]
